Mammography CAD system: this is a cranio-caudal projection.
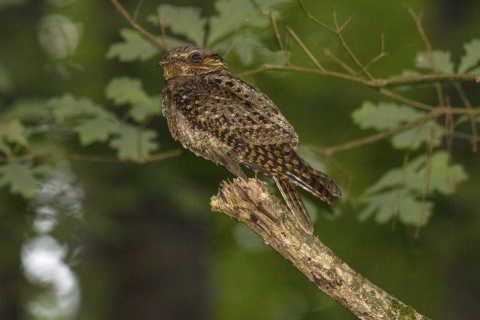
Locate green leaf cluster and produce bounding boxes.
[358,152,467,226]
[105,76,161,122]
[352,101,444,150]
[0,119,30,156]
[108,0,289,67]
[44,89,160,159]
[416,39,480,75]
[0,163,50,197]
[351,39,480,226]
[0,77,161,195]
[106,28,162,62]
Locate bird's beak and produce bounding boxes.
[157,60,167,67]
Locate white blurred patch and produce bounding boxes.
[22,161,84,320]
[38,14,82,60]
[22,236,80,320]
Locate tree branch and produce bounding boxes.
[111,0,166,50]
[211,178,429,319]
[0,149,182,165]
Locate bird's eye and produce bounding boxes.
[190,52,203,64]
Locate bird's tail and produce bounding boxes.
[283,156,342,207]
[262,143,342,206]
[273,175,313,234]
[239,142,341,233]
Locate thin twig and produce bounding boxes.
[378,88,433,111]
[361,33,388,73]
[133,0,144,21]
[454,82,478,152]
[286,27,325,71]
[324,49,357,75]
[268,12,290,65]
[111,0,166,50]
[156,7,169,51]
[320,113,435,156]
[407,7,445,107]
[296,0,335,32]
[393,123,426,225]
[237,64,479,87]
[332,8,373,80]
[444,96,454,158]
[0,149,182,165]
[416,118,437,238]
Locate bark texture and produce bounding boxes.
[210,178,429,320]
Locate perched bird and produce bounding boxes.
[159,46,341,234]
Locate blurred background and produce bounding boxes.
[1,0,480,319]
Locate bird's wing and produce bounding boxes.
[173,73,299,147]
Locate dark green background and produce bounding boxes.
[1,0,480,319]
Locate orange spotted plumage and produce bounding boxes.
[159,46,341,234]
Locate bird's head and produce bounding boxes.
[158,46,229,80]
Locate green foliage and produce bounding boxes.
[148,5,204,46]
[0,119,29,155]
[352,101,425,130]
[351,98,466,225]
[415,51,454,73]
[350,38,480,226]
[3,99,50,122]
[208,0,270,44]
[416,38,480,74]
[2,1,480,318]
[105,76,161,122]
[1,0,479,226]
[358,152,468,226]
[106,28,161,62]
[0,63,13,93]
[0,162,50,197]
[109,125,158,160]
[352,101,444,150]
[458,39,480,74]
[47,94,109,120]
[74,117,120,146]
[146,0,286,66]
[46,94,121,147]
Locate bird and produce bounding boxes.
[159,46,341,234]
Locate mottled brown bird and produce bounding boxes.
[159,46,341,234]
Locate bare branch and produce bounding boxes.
[267,12,290,65]
[0,149,182,165]
[416,119,438,238]
[111,0,166,50]
[155,7,170,51]
[296,0,335,33]
[286,27,325,71]
[211,178,429,319]
[236,64,479,87]
[324,49,357,75]
[454,83,478,152]
[319,113,435,156]
[132,0,144,22]
[378,88,434,111]
[336,10,355,33]
[332,8,373,80]
[444,96,454,155]
[407,7,445,107]
[362,33,388,72]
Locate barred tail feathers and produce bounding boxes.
[237,142,341,233]
[273,175,313,234]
